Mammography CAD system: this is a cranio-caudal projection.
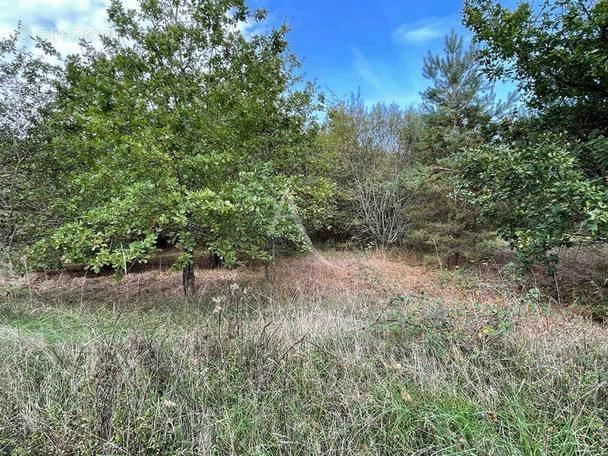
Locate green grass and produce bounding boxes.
[0,272,606,455]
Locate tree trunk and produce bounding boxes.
[271,237,276,280]
[265,237,276,282]
[210,251,221,268]
[182,212,195,297]
[447,250,460,270]
[183,252,195,297]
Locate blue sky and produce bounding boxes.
[258,0,473,107]
[255,0,520,107]
[0,0,518,109]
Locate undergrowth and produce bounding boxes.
[0,268,607,455]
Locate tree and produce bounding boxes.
[0,29,61,270]
[463,0,608,137]
[319,94,416,247]
[418,30,514,163]
[458,138,608,273]
[33,0,320,296]
[397,32,507,265]
[459,0,608,270]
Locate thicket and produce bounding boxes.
[458,0,608,272]
[317,31,515,264]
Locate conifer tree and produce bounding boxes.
[400,31,511,265]
[418,30,514,162]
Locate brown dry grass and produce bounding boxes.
[22,249,436,300]
[15,245,608,329]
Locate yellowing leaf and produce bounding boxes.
[400,391,413,402]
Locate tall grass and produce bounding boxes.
[0,268,606,455]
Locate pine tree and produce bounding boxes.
[399,31,512,266]
[418,30,513,162]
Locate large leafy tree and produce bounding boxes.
[35,0,320,295]
[463,0,608,136]
[459,0,608,270]
[458,138,608,272]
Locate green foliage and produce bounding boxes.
[0,29,61,260]
[319,94,414,247]
[463,0,608,137]
[32,0,322,290]
[399,164,496,265]
[458,137,608,273]
[460,0,608,269]
[417,30,515,163]
[396,32,504,264]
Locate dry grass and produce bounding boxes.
[20,249,498,304]
[1,249,607,455]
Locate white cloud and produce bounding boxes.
[235,15,273,40]
[2,0,276,57]
[232,20,257,40]
[399,26,443,43]
[393,14,461,44]
[352,48,384,90]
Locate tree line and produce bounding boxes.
[1,0,606,294]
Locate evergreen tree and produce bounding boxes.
[418,30,514,163]
[399,31,511,265]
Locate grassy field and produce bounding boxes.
[1,251,607,455]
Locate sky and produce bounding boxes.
[0,0,519,109]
